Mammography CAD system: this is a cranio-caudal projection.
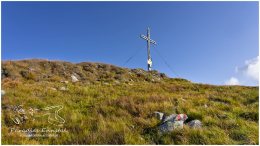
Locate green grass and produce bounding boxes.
[1,60,259,144]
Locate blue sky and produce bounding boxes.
[2,2,259,85]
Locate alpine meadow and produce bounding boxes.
[1,59,258,144]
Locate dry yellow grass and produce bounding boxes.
[1,60,259,144]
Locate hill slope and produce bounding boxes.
[1,59,259,144]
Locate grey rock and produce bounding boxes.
[187,120,202,128]
[71,74,79,82]
[159,120,184,133]
[159,114,188,133]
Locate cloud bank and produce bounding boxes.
[225,56,259,86]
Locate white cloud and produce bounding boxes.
[244,56,259,81]
[225,56,259,86]
[225,77,240,85]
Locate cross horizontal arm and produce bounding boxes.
[140,34,157,45]
[150,39,157,45]
[140,34,148,40]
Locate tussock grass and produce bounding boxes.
[1,60,259,144]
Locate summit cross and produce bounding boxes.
[140,27,157,71]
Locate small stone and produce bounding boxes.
[187,120,202,128]
[71,74,79,82]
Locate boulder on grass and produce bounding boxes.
[158,114,188,133]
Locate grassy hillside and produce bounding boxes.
[1,59,259,144]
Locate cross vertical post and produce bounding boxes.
[147,28,151,71]
[140,27,157,71]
